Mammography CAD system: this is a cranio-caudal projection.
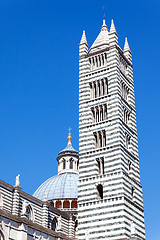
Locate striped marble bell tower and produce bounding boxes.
[78,19,145,240]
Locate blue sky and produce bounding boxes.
[0,0,159,239]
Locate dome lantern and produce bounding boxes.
[57,129,79,175]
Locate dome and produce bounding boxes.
[33,172,79,201]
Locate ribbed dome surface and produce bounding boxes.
[33,173,79,201]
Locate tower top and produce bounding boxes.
[89,20,109,53]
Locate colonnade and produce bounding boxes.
[94,130,106,149]
[50,200,77,209]
[91,104,107,123]
[89,53,107,71]
[62,158,79,171]
[90,78,108,99]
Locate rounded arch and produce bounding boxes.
[63,200,70,208]
[51,217,57,231]
[55,200,62,208]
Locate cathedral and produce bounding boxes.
[0,18,145,240]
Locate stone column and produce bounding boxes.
[104,53,107,65]
[68,216,76,239]
[90,83,92,99]
[96,56,98,68]
[102,105,105,121]
[92,108,95,123]
[42,202,48,228]
[95,81,98,98]
[94,82,96,98]
[100,159,103,176]
[97,133,100,148]
[92,57,95,70]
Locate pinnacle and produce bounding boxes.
[101,19,108,32]
[124,37,130,51]
[110,19,117,33]
[80,30,88,45]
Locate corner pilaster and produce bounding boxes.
[12,186,21,216]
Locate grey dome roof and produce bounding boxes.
[57,141,79,160]
[33,172,79,201]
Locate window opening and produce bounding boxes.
[25,205,32,220]
[97,184,103,200]
[63,160,66,169]
[51,217,57,231]
[70,159,73,169]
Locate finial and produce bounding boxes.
[44,192,48,201]
[102,7,106,26]
[67,127,72,142]
[15,174,20,187]
[103,6,105,20]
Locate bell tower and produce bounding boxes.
[78,19,145,240]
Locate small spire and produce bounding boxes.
[124,37,130,52]
[67,127,72,142]
[110,19,117,33]
[80,30,88,45]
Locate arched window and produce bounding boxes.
[51,217,57,231]
[70,158,73,169]
[97,184,103,200]
[63,159,66,169]
[25,205,33,220]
